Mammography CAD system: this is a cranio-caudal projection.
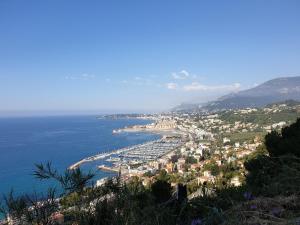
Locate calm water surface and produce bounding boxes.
[0,116,159,195]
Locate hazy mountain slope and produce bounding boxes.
[172,103,202,112]
[173,76,300,112]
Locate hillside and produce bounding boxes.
[173,76,300,112]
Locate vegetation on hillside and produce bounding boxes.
[219,101,300,127]
[1,119,300,225]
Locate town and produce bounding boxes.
[2,100,300,225]
[94,100,300,196]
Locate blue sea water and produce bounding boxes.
[0,116,160,196]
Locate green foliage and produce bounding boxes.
[244,144,268,161]
[225,131,265,143]
[246,155,300,196]
[25,188,59,225]
[245,118,300,196]
[143,171,153,177]
[151,180,172,203]
[181,118,300,224]
[219,107,300,126]
[187,180,199,195]
[60,192,81,209]
[182,185,248,225]
[0,189,58,225]
[169,173,184,183]
[185,156,198,164]
[202,160,220,176]
[219,162,240,181]
[0,190,27,219]
[265,118,300,157]
[157,169,170,182]
[244,155,278,194]
[4,118,300,225]
[222,194,300,225]
[34,162,95,194]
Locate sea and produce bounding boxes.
[0,116,160,196]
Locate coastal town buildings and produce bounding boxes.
[68,102,300,203]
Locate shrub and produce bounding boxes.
[265,118,300,157]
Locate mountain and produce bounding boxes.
[171,103,203,112]
[173,76,300,112]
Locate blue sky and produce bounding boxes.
[1,0,300,114]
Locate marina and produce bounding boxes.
[69,136,183,172]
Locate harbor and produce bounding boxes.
[68,117,185,178]
[69,136,183,173]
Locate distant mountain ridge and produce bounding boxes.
[173,76,300,112]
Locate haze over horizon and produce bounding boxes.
[1,1,300,115]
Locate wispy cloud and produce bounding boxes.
[65,73,95,80]
[171,70,190,80]
[183,82,241,92]
[166,69,241,93]
[120,76,157,87]
[166,82,178,90]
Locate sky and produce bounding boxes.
[0,0,300,115]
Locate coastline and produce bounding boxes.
[68,117,183,173]
[112,116,183,136]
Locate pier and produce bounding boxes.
[98,165,119,172]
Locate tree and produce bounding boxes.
[0,189,58,225]
[151,180,172,203]
[25,188,59,225]
[203,160,220,176]
[157,169,170,182]
[245,118,300,196]
[34,162,95,194]
[265,118,300,157]
[185,156,197,164]
[0,190,27,221]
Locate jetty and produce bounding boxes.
[68,152,114,169]
[98,165,119,172]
